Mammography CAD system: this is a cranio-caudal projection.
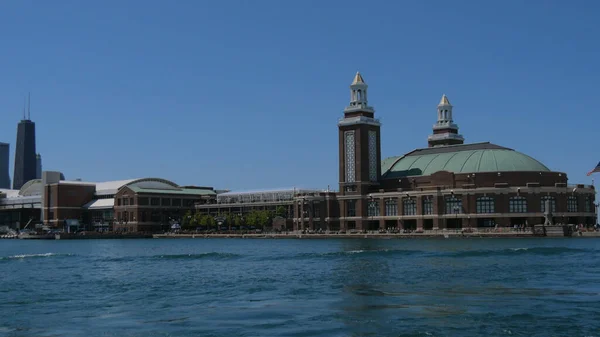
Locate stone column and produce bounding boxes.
[434,195,444,229]
[416,196,423,230]
[308,201,314,230]
[379,197,386,230]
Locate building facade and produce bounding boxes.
[288,73,596,232]
[36,154,42,179]
[0,142,9,189]
[0,173,216,232]
[13,119,37,190]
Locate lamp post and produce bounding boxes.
[368,195,374,233]
[453,205,460,230]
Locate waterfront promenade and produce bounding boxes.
[152,229,600,239]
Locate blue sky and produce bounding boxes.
[0,0,598,190]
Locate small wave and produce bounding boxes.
[276,249,428,261]
[152,252,241,260]
[0,253,73,261]
[450,247,591,258]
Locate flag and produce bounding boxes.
[587,161,600,176]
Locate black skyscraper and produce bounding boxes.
[13,97,37,190]
[0,142,9,189]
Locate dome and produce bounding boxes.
[382,142,550,178]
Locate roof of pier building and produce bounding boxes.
[216,188,325,204]
[381,142,551,179]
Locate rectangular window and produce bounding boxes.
[151,198,160,206]
[346,200,356,217]
[509,197,527,213]
[567,196,578,212]
[138,197,149,206]
[585,196,592,213]
[129,198,134,205]
[422,197,433,215]
[368,200,380,216]
[117,198,122,206]
[313,205,320,218]
[403,198,417,216]
[172,198,181,207]
[476,197,495,214]
[385,198,398,216]
[162,198,171,206]
[123,198,129,206]
[344,131,355,183]
[445,196,462,214]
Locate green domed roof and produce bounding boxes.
[382,143,550,178]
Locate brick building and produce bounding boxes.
[289,72,596,232]
[196,72,596,232]
[0,172,216,232]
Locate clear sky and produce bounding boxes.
[0,0,598,191]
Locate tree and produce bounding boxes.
[245,211,258,228]
[182,210,194,229]
[234,214,243,227]
[275,206,287,218]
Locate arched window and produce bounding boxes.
[476,196,495,214]
[422,197,433,215]
[509,196,527,213]
[541,196,556,213]
[368,199,380,217]
[567,196,578,212]
[385,198,398,216]
[403,198,417,215]
[357,89,362,101]
[445,196,462,214]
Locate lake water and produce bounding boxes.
[0,238,599,337]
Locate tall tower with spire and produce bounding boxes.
[338,72,382,230]
[13,94,37,190]
[427,94,464,147]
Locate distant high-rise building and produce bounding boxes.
[36,154,42,179]
[13,96,37,190]
[0,143,10,189]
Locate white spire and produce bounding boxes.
[345,71,373,112]
[437,94,453,123]
[352,72,365,85]
[439,94,451,106]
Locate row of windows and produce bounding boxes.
[346,195,593,217]
[117,197,195,207]
[367,198,433,217]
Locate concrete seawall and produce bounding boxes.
[152,232,542,239]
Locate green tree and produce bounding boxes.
[182,210,194,229]
[234,214,243,228]
[206,216,215,230]
[275,206,287,218]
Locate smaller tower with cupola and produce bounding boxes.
[427,94,464,147]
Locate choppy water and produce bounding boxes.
[1,238,599,337]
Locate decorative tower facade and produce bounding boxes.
[427,94,464,147]
[338,72,382,229]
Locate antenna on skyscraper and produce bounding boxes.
[28,92,31,120]
[22,97,26,120]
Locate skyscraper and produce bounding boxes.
[13,96,37,190]
[36,154,42,179]
[0,142,10,189]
